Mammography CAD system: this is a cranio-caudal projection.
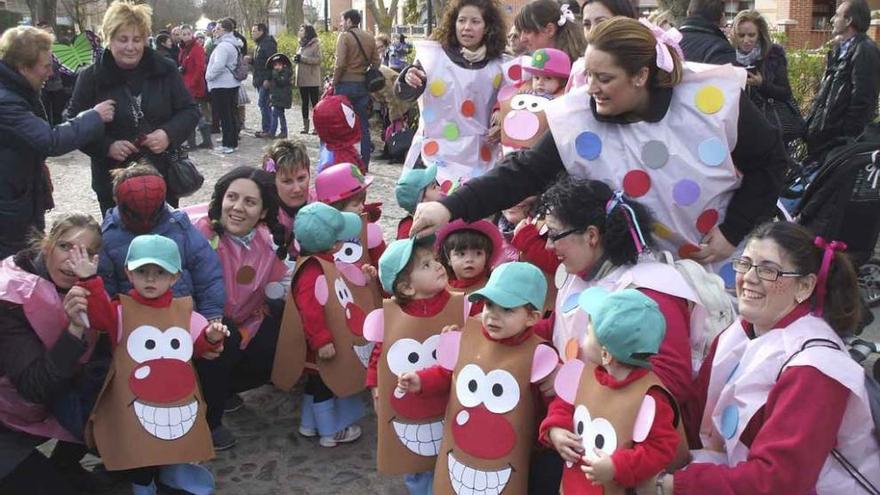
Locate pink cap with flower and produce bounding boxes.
[522,48,572,79]
[314,162,374,204]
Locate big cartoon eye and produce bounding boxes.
[483,369,520,414]
[334,240,363,264]
[455,364,486,409]
[577,407,618,461]
[126,325,194,363]
[573,404,591,438]
[342,104,357,128]
[510,94,548,113]
[422,334,440,364]
[387,338,423,376]
[334,278,354,307]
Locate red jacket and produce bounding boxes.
[179,40,207,100]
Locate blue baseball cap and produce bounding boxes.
[293,202,362,254]
[578,287,666,368]
[396,165,438,214]
[125,234,182,274]
[468,262,547,310]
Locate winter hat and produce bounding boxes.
[314,162,373,204]
[523,48,572,79]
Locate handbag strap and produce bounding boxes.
[348,30,374,67]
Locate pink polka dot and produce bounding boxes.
[508,64,522,82]
[623,170,651,198]
[696,209,719,235]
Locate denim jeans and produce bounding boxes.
[334,81,372,170]
[257,85,272,133]
[270,106,287,137]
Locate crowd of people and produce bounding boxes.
[1,0,879,493]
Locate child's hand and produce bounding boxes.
[397,372,421,394]
[441,324,460,334]
[206,321,230,344]
[361,264,378,280]
[67,244,98,279]
[318,342,336,360]
[549,427,583,464]
[581,449,615,484]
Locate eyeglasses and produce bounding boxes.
[731,257,804,282]
[546,227,583,243]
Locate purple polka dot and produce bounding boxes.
[672,179,701,206]
[575,132,602,160]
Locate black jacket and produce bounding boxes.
[253,33,278,87]
[679,16,737,65]
[805,33,880,153]
[747,43,793,102]
[0,61,104,258]
[66,48,199,188]
[440,88,787,247]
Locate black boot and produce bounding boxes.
[300,118,310,134]
[198,121,214,149]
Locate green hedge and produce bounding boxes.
[275,31,340,85]
[786,47,828,116]
[0,10,23,35]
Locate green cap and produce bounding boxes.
[578,287,666,368]
[468,262,547,310]
[395,165,438,214]
[294,202,362,254]
[379,238,416,293]
[125,234,182,274]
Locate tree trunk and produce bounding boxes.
[658,0,689,24]
[37,0,57,29]
[286,0,304,34]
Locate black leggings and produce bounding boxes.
[0,450,78,495]
[299,86,320,122]
[210,87,239,148]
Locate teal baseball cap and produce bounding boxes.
[395,165,438,214]
[378,236,436,293]
[294,202,362,254]
[578,287,666,368]
[125,234,182,274]
[468,262,547,310]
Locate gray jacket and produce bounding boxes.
[206,33,243,90]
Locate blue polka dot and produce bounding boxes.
[575,132,602,160]
[725,362,739,383]
[698,138,727,167]
[672,179,701,206]
[562,291,582,312]
[720,405,739,439]
[719,262,736,288]
[422,107,438,124]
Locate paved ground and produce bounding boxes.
[43,80,880,495]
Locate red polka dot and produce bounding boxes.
[480,145,492,162]
[678,243,701,259]
[461,100,476,118]
[440,180,454,194]
[696,209,719,235]
[507,64,522,82]
[622,170,651,198]
[424,140,439,156]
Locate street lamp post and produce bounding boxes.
[324,0,329,31]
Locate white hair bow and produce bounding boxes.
[558,4,576,26]
[639,18,684,73]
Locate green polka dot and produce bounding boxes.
[443,122,460,141]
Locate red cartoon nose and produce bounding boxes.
[391,387,447,420]
[451,405,515,459]
[345,303,365,336]
[129,358,196,403]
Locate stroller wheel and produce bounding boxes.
[858,259,880,308]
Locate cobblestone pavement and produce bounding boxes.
[44,81,880,495]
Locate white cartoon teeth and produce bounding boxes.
[392,419,444,456]
[353,342,374,368]
[133,400,198,440]
[447,452,512,495]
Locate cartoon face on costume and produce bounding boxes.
[126,324,199,441]
[573,404,618,462]
[385,334,445,456]
[328,276,371,367]
[500,91,552,150]
[313,95,361,148]
[334,239,364,265]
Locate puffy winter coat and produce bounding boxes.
[179,39,208,100]
[252,33,277,88]
[269,66,293,108]
[0,60,104,258]
[97,205,226,320]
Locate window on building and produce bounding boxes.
[812,0,834,30]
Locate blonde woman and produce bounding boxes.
[67,0,199,214]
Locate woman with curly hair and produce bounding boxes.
[394,0,508,189]
[192,166,290,450]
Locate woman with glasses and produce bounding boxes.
[529,177,699,492]
[649,221,879,494]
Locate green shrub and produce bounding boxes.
[786,47,827,115]
[275,31,339,85]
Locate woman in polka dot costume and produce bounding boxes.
[655,221,880,494]
[412,17,788,281]
[394,0,508,190]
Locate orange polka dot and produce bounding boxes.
[424,140,439,156]
[480,145,492,162]
[565,338,579,360]
[461,100,476,118]
[678,243,701,259]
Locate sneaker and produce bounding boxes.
[213,146,230,153]
[211,425,237,451]
[319,425,362,447]
[298,425,318,437]
[254,131,271,138]
[224,394,244,413]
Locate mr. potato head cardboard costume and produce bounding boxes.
[424,263,559,495]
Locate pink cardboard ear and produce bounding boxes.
[530,344,559,383]
[437,330,462,371]
[363,308,384,343]
[367,223,384,249]
[314,275,329,305]
[554,359,585,405]
[335,261,367,286]
[632,395,656,443]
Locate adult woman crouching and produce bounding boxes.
[651,221,879,494]
[67,1,200,215]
